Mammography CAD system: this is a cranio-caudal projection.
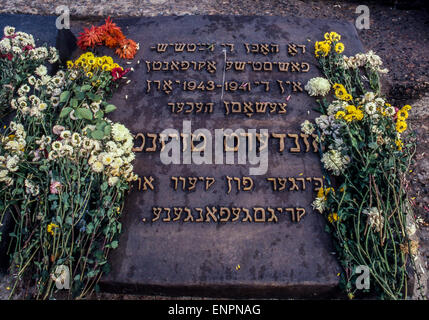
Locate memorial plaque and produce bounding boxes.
[90,16,365,298]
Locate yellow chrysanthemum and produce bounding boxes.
[343,93,353,101]
[402,104,412,111]
[345,105,357,114]
[397,109,408,121]
[328,212,339,223]
[329,31,341,42]
[47,223,59,236]
[396,121,407,133]
[66,61,74,69]
[335,42,345,54]
[395,139,403,151]
[315,40,331,57]
[344,114,354,122]
[355,110,364,121]
[335,111,346,119]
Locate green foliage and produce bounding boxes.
[310,32,417,300]
[0,44,133,299]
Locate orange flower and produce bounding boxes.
[101,16,125,48]
[103,34,120,48]
[77,25,103,50]
[102,16,125,41]
[115,38,138,59]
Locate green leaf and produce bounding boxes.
[60,91,70,103]
[65,216,73,225]
[105,104,116,113]
[95,110,104,119]
[75,91,85,101]
[104,124,111,136]
[70,98,78,108]
[76,108,93,120]
[96,120,107,130]
[59,107,73,118]
[100,182,108,191]
[81,84,92,92]
[91,130,104,140]
[110,240,119,249]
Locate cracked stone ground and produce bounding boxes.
[0,0,427,299]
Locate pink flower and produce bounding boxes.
[50,181,62,194]
[53,125,65,135]
[32,150,40,162]
[393,107,399,121]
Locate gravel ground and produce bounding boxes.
[0,0,428,299]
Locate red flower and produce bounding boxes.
[77,25,104,50]
[111,67,130,81]
[22,45,34,52]
[0,53,13,60]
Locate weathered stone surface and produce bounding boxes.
[87,15,365,298]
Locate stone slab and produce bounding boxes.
[0,14,365,297]
[89,15,365,298]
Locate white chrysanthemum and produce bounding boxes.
[51,141,62,151]
[385,106,395,117]
[304,77,331,96]
[315,115,331,131]
[82,138,94,150]
[71,133,81,147]
[0,170,8,178]
[363,207,384,232]
[61,145,74,157]
[312,197,326,214]
[123,153,135,163]
[91,161,104,173]
[4,26,15,37]
[374,98,385,107]
[28,76,36,86]
[321,149,349,176]
[60,130,71,139]
[38,102,48,111]
[108,176,119,187]
[0,38,11,52]
[300,120,315,135]
[365,102,377,115]
[35,65,47,77]
[90,102,100,113]
[111,157,124,169]
[327,100,347,116]
[101,153,114,166]
[111,123,131,142]
[25,179,39,196]
[363,92,375,103]
[6,155,19,171]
